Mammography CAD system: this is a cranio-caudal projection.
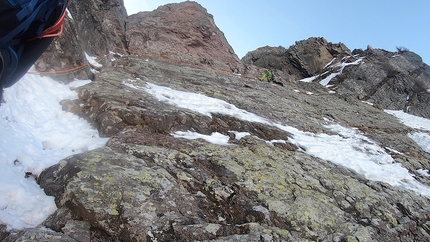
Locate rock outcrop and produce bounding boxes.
[243,38,430,119]
[242,37,351,81]
[332,48,430,118]
[3,1,430,241]
[35,1,242,82]
[67,0,128,56]
[34,16,93,82]
[126,2,242,73]
[35,0,129,82]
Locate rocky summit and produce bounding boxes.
[2,1,430,241]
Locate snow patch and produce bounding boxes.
[417,169,430,178]
[67,79,92,90]
[408,133,430,153]
[230,131,251,140]
[385,110,430,154]
[298,58,362,87]
[320,58,363,86]
[0,74,108,230]
[299,76,317,83]
[84,52,103,68]
[385,110,430,131]
[172,131,230,145]
[136,81,430,197]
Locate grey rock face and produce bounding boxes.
[333,49,430,118]
[243,38,430,119]
[33,55,430,241]
[67,0,128,56]
[2,228,77,242]
[0,224,9,241]
[242,37,351,81]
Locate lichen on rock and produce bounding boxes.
[5,0,430,241]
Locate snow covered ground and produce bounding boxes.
[124,81,430,197]
[0,73,108,230]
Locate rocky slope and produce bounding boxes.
[242,40,430,119]
[2,1,430,241]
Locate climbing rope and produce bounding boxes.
[27,46,258,80]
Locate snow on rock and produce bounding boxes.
[299,58,363,87]
[67,79,92,90]
[408,133,430,153]
[298,75,318,83]
[385,110,430,154]
[417,169,430,178]
[136,82,430,197]
[319,58,363,86]
[173,131,231,145]
[0,74,108,230]
[229,131,251,140]
[385,110,430,131]
[84,52,103,68]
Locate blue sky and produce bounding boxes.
[123,0,430,64]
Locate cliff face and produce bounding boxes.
[126,2,243,73]
[2,1,430,241]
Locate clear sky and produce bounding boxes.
[123,0,430,64]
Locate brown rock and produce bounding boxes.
[126,2,243,74]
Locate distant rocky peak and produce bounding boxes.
[126,1,243,73]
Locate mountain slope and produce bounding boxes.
[1,1,430,241]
